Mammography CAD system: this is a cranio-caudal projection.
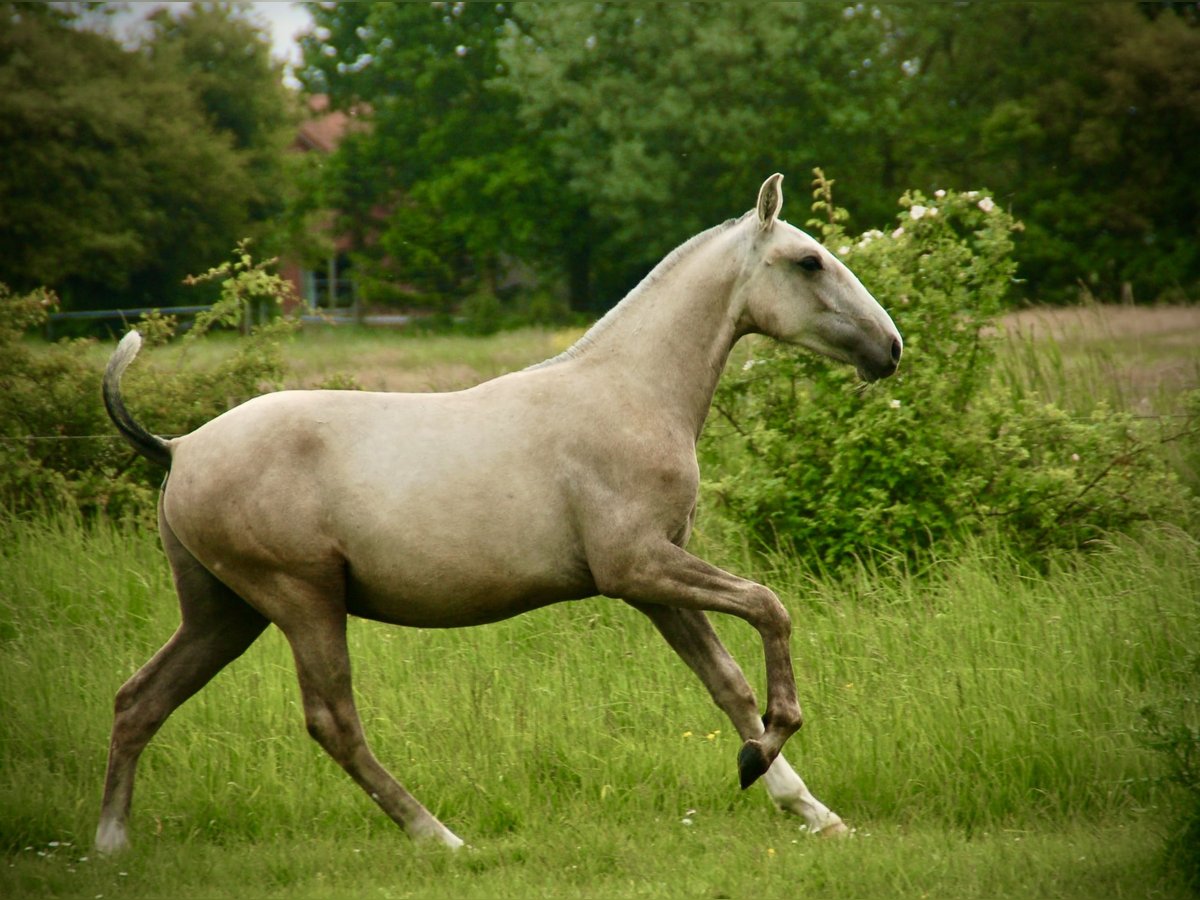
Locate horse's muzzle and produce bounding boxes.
[858,337,902,382]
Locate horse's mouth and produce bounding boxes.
[857,357,898,382]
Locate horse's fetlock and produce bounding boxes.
[763,699,803,736]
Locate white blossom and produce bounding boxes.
[891,226,905,238]
[909,205,928,220]
[934,189,946,199]
[889,399,902,409]
[856,229,884,249]
[837,245,851,256]
[978,196,996,213]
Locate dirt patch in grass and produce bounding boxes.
[1001,304,1200,413]
[1003,304,1200,344]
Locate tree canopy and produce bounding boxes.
[299,2,576,308]
[0,1,294,311]
[299,1,1200,311]
[2,2,1195,315]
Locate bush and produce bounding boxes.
[0,245,298,523]
[459,290,505,335]
[1141,650,1200,893]
[702,171,1195,571]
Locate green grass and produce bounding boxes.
[4,307,1198,896]
[1,516,1196,898]
[1,821,1178,899]
[61,324,585,393]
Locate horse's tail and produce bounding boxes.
[103,330,172,469]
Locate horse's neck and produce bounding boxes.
[567,224,747,438]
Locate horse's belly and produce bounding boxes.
[343,538,596,627]
[333,479,596,627]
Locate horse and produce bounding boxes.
[96,173,901,852]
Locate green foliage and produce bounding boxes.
[704,173,1194,571]
[498,4,890,303]
[299,2,574,308]
[982,5,1200,302]
[0,247,298,522]
[456,284,578,335]
[0,3,295,310]
[144,1,297,232]
[1140,644,1200,893]
[302,2,1198,310]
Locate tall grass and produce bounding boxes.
[2,513,1196,897]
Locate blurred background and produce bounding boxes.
[2,1,1197,322]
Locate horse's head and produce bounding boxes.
[738,173,902,382]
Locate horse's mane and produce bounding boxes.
[528,211,753,370]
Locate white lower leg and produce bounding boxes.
[762,754,847,835]
[406,813,465,849]
[94,818,130,854]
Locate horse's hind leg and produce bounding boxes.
[96,511,268,853]
[264,577,463,848]
[628,603,847,836]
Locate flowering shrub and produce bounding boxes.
[702,172,1192,570]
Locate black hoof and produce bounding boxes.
[737,740,771,790]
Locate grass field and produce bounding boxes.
[3,308,1198,898]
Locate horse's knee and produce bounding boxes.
[303,703,336,745]
[113,678,140,717]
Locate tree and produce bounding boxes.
[498,4,913,304]
[875,2,1199,301]
[1000,5,1200,300]
[145,1,297,234]
[296,2,1198,313]
[500,2,1200,305]
[0,2,295,311]
[299,2,578,308]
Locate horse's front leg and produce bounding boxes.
[627,603,847,835]
[595,541,801,788]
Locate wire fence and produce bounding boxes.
[43,305,214,340]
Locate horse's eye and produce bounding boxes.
[796,255,823,272]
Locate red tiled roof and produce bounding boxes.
[293,95,367,153]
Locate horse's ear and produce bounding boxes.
[756,173,784,232]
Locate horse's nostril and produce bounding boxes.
[890,338,903,364]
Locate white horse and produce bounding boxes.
[97,174,901,852]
